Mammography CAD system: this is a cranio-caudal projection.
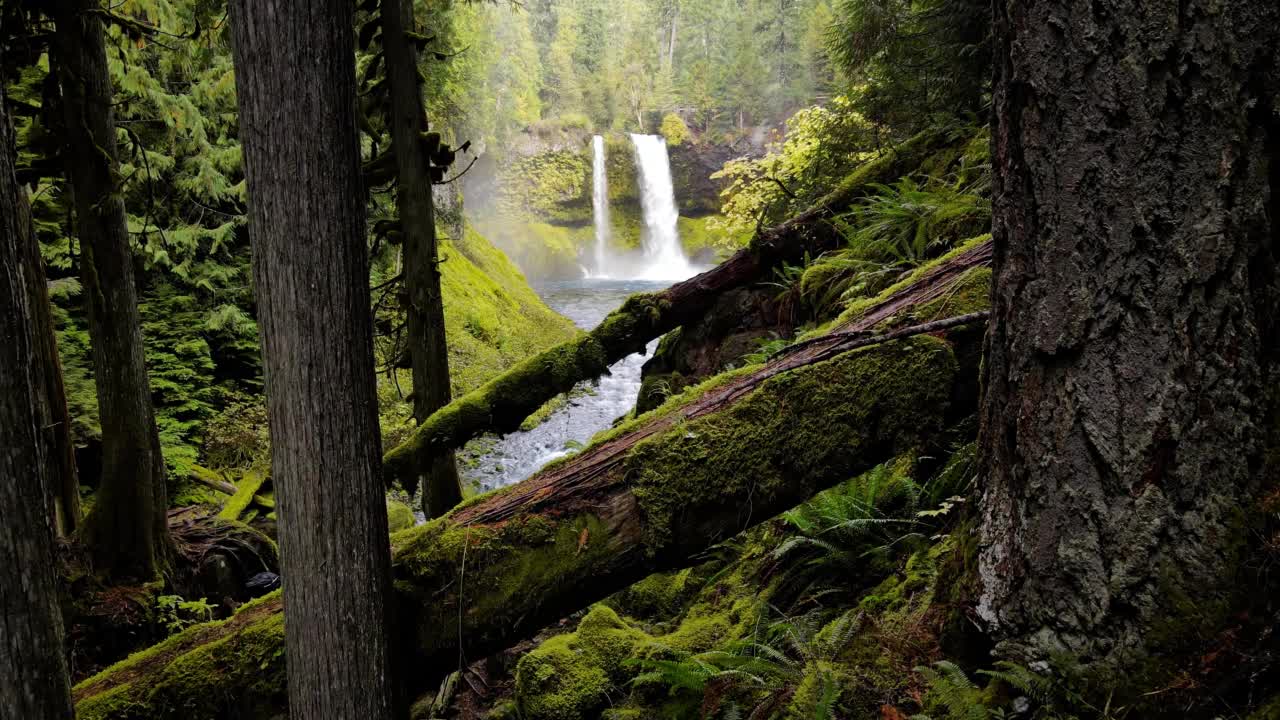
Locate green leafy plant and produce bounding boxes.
[834,176,990,270]
[154,594,217,635]
[630,609,860,720]
[911,660,1123,720]
[767,461,930,604]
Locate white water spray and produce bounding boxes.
[629,133,696,281]
[591,135,612,277]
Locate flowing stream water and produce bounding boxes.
[458,278,672,491]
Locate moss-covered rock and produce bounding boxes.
[387,500,416,533]
[515,605,647,720]
[609,567,701,619]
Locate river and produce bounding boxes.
[457,277,674,491]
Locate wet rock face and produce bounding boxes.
[637,285,794,413]
[668,140,738,216]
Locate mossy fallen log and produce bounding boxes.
[216,469,269,522]
[73,246,991,719]
[188,465,274,515]
[382,129,959,488]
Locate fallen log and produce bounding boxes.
[188,465,274,513]
[73,244,992,719]
[216,469,269,522]
[382,129,960,487]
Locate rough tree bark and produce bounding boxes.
[978,0,1280,685]
[229,1,397,718]
[381,0,464,518]
[383,129,955,486]
[71,244,992,719]
[52,0,171,580]
[15,141,81,537]
[0,87,76,720]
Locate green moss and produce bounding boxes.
[215,469,266,521]
[74,593,286,720]
[784,660,847,720]
[479,220,593,279]
[516,634,611,720]
[676,215,747,261]
[392,511,616,656]
[625,336,957,555]
[498,150,592,224]
[610,568,699,619]
[801,234,992,340]
[387,499,416,533]
[439,224,581,393]
[515,605,647,720]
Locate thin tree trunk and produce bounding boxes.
[668,6,678,69]
[979,0,1280,687]
[52,0,170,580]
[381,0,463,518]
[0,86,75,720]
[15,151,81,537]
[229,1,397,718]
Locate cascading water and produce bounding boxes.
[630,133,697,281]
[591,135,612,277]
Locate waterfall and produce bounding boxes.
[591,135,611,277]
[629,134,696,281]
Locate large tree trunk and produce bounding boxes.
[383,129,955,486]
[15,140,81,537]
[381,0,464,518]
[72,245,991,719]
[0,88,76,720]
[229,1,398,718]
[52,0,171,581]
[978,0,1280,687]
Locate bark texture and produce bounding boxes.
[383,129,954,485]
[52,0,171,580]
[15,141,81,537]
[979,0,1280,680]
[0,87,76,720]
[72,244,991,719]
[229,1,397,717]
[381,0,463,518]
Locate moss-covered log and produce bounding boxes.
[73,246,991,719]
[382,130,959,486]
[188,466,273,515]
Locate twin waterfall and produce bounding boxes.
[588,134,697,281]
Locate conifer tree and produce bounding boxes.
[379,0,465,518]
[51,0,172,581]
[229,0,398,715]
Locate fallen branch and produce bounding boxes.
[189,465,274,512]
[774,311,990,360]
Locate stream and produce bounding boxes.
[457,277,675,491]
